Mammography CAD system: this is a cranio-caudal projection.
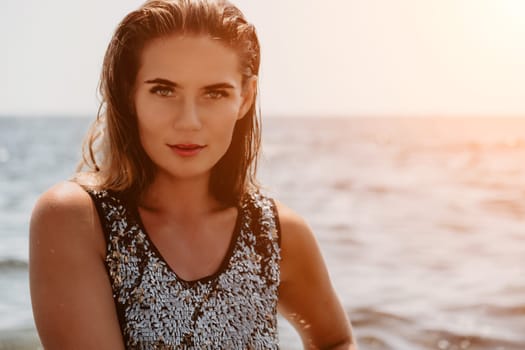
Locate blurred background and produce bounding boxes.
[2,0,525,349]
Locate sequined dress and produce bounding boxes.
[86,189,281,349]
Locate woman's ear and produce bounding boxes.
[237,76,257,120]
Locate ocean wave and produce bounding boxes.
[331,180,353,191]
[0,258,28,271]
[350,307,412,327]
[444,303,525,316]
[481,198,525,220]
[0,147,9,163]
[437,221,473,234]
[484,304,525,317]
[419,328,525,350]
[351,306,525,349]
[350,307,420,350]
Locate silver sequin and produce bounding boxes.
[88,190,281,349]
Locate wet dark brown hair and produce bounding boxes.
[76,0,261,205]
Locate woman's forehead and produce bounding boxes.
[137,34,242,87]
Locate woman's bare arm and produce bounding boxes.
[276,201,358,350]
[29,181,125,349]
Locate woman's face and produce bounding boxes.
[133,34,255,181]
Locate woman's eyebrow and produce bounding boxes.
[144,78,178,87]
[144,78,235,90]
[203,83,235,90]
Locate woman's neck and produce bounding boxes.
[139,171,223,221]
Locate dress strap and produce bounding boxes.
[241,191,282,285]
[85,189,126,247]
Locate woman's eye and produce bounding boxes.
[150,86,174,97]
[205,90,229,99]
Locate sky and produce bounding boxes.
[3,0,525,118]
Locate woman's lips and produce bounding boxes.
[168,144,206,157]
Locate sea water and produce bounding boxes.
[0,116,524,349]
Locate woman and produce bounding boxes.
[29,0,357,348]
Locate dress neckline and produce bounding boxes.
[128,199,244,286]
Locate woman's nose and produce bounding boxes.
[173,99,202,131]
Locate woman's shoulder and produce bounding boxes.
[30,180,106,257]
[242,189,310,234]
[29,181,124,348]
[272,199,313,244]
[270,198,322,282]
[32,180,93,219]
